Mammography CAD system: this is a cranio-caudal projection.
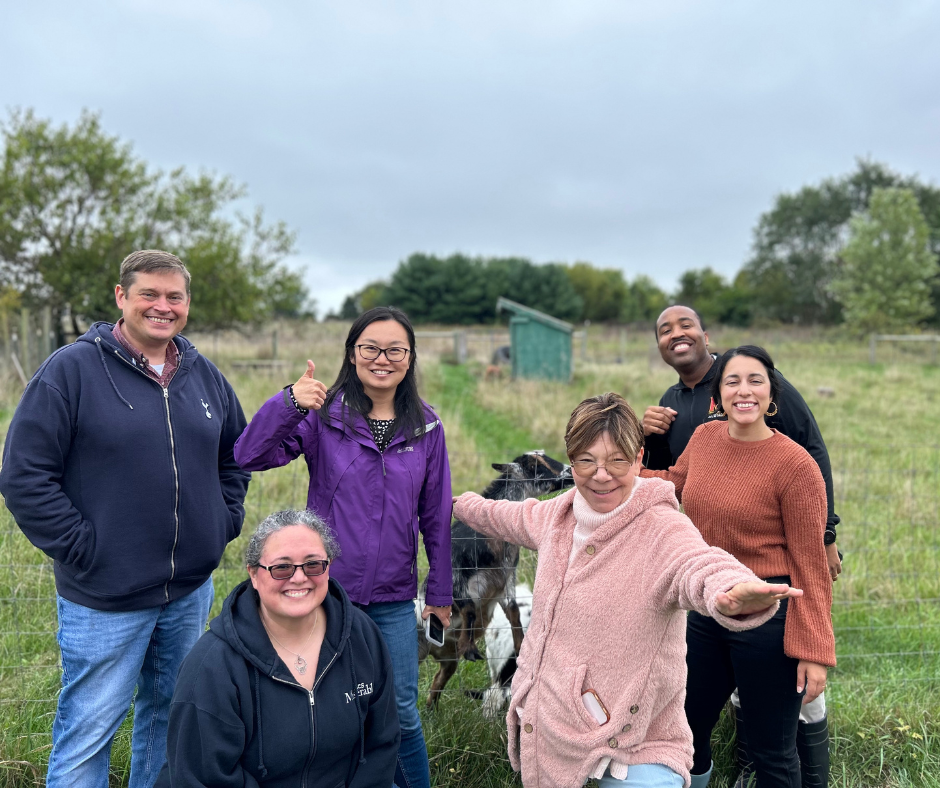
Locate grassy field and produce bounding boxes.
[1,322,938,786]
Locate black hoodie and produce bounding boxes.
[157,578,400,788]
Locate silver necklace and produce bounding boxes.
[262,608,319,675]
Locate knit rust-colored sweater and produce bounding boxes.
[641,421,835,667]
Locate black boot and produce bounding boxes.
[733,705,757,788]
[797,717,830,787]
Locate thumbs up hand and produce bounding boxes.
[292,360,327,411]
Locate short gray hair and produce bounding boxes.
[245,509,342,567]
[119,250,192,295]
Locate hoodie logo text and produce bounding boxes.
[345,682,373,703]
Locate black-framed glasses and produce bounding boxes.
[356,344,411,363]
[571,459,635,478]
[256,560,330,580]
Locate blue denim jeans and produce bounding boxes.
[357,600,429,788]
[47,579,213,788]
[595,764,685,787]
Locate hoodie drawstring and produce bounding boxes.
[253,667,268,779]
[349,651,367,768]
[94,337,134,410]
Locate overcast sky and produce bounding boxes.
[3,0,939,315]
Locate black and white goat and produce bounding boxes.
[419,451,571,707]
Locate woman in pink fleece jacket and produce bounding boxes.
[453,393,801,788]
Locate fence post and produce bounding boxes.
[272,329,279,360]
[869,334,877,364]
[41,306,53,361]
[454,331,468,364]
[20,308,31,376]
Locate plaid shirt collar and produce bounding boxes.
[111,319,180,387]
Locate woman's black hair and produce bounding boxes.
[323,306,427,442]
[709,345,780,413]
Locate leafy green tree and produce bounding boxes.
[379,253,583,324]
[565,262,629,322]
[0,109,310,340]
[741,159,940,325]
[671,267,751,327]
[329,280,388,319]
[621,275,668,324]
[830,188,938,334]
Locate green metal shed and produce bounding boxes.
[496,297,573,382]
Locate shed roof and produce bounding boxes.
[495,297,574,333]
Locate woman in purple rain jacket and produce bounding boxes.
[235,307,452,788]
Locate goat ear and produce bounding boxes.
[492,463,509,472]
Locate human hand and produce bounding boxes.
[825,542,842,581]
[292,360,327,410]
[715,581,803,617]
[642,406,677,436]
[797,661,827,704]
[422,604,452,629]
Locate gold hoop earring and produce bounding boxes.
[765,401,778,418]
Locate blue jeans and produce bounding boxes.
[595,764,685,787]
[47,579,213,788]
[357,600,429,788]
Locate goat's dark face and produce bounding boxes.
[486,451,573,502]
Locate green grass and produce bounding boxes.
[1,323,939,786]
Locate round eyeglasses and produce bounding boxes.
[570,459,635,478]
[256,560,330,580]
[355,344,411,363]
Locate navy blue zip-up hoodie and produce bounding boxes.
[0,322,250,610]
[157,578,400,788]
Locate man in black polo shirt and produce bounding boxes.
[642,304,839,788]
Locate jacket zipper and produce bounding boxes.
[108,348,181,602]
[270,650,340,788]
[163,386,181,602]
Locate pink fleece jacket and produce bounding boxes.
[453,477,777,788]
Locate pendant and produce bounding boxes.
[295,655,308,674]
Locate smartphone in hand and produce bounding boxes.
[425,612,446,647]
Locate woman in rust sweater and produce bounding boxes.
[642,345,835,788]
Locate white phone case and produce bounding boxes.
[581,690,609,725]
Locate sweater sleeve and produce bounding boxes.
[779,456,836,666]
[233,388,314,471]
[417,419,454,608]
[639,427,698,501]
[0,375,95,570]
[648,509,778,632]
[452,492,557,552]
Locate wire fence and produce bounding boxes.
[1,444,939,760]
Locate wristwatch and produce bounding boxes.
[823,530,837,546]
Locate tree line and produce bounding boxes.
[3,109,938,337]
[0,109,311,343]
[332,160,940,333]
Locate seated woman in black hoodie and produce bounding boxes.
[157,509,400,788]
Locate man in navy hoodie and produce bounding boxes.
[0,250,250,788]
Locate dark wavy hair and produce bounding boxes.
[323,307,427,442]
[709,345,780,413]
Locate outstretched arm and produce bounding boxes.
[452,492,560,552]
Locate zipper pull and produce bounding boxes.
[163,387,169,399]
[309,690,315,706]
[381,453,386,477]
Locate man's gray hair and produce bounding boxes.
[245,509,342,567]
[119,250,192,295]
